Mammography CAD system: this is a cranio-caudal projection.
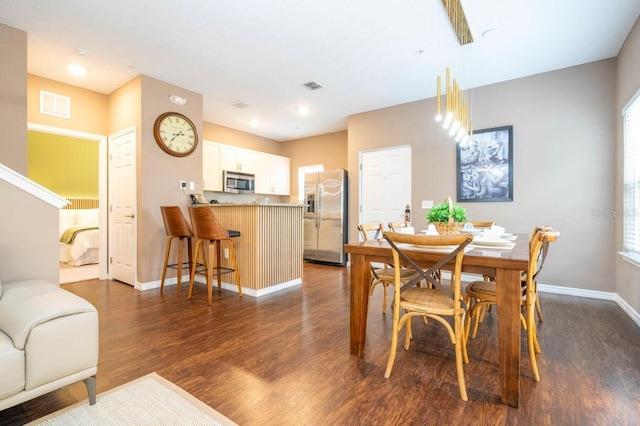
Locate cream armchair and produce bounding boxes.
[0,280,99,411]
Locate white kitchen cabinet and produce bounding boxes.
[255,152,290,195]
[221,145,256,173]
[209,143,290,195]
[203,141,222,191]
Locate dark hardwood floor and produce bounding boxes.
[2,263,639,425]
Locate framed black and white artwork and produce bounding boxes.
[456,125,513,202]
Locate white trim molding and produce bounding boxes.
[0,162,68,208]
[619,251,640,269]
[137,275,302,298]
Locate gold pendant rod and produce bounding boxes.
[441,0,473,45]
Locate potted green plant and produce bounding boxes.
[427,197,467,235]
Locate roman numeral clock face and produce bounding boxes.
[153,112,199,157]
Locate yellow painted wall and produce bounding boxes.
[27,131,98,198]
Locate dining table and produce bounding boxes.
[344,233,529,407]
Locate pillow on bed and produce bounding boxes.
[59,209,78,237]
[76,208,99,226]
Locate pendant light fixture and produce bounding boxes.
[435,0,474,144]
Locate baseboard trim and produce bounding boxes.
[136,275,302,298]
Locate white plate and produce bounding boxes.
[398,244,473,253]
[501,235,518,241]
[471,240,516,249]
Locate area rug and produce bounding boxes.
[26,373,237,426]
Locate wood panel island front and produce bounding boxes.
[197,204,305,297]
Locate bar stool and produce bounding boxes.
[187,206,242,305]
[160,206,194,295]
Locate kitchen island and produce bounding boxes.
[202,203,305,297]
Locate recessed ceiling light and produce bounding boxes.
[249,119,260,127]
[297,106,310,116]
[67,64,87,75]
[482,28,498,39]
[231,100,249,109]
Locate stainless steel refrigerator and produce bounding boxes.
[303,169,348,265]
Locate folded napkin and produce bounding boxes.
[482,225,505,240]
[424,224,439,235]
[491,225,505,234]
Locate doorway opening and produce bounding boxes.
[27,123,108,282]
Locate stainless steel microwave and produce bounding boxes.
[223,170,255,193]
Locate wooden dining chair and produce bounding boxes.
[383,231,473,401]
[388,220,413,233]
[464,227,559,381]
[527,225,554,322]
[467,221,500,283]
[470,225,553,328]
[357,223,420,314]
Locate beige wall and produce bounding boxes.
[0,23,58,285]
[281,131,348,197]
[349,59,617,292]
[0,179,59,284]
[137,75,204,284]
[616,17,640,313]
[203,122,281,154]
[0,23,27,174]
[27,75,108,134]
[107,76,141,132]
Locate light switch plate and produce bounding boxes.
[189,181,195,190]
[422,200,433,209]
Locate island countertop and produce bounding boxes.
[201,204,304,297]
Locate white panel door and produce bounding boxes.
[360,146,411,237]
[108,127,137,285]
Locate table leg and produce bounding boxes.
[350,254,370,356]
[496,268,521,407]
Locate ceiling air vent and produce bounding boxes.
[231,100,249,109]
[40,91,70,119]
[303,81,323,90]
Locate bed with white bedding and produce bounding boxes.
[59,208,100,266]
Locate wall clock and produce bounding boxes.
[153,112,198,157]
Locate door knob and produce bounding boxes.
[125,214,135,219]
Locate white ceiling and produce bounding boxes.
[1,1,639,141]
